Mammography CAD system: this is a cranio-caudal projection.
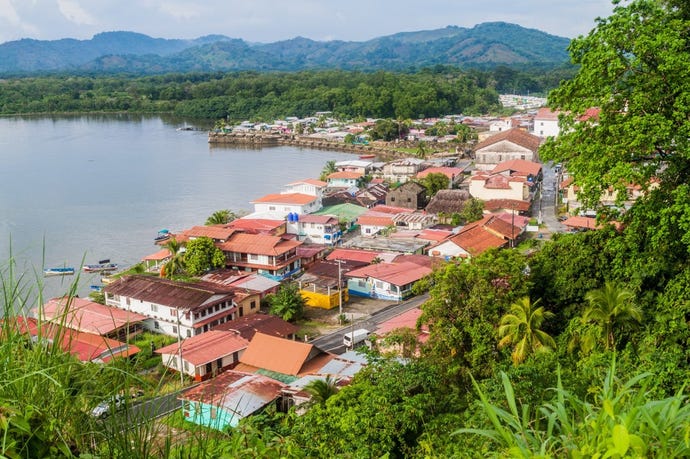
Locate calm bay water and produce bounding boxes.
[0,114,354,302]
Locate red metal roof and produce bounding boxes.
[287,178,328,187]
[492,159,542,177]
[345,262,432,286]
[239,332,315,376]
[142,248,172,261]
[416,167,464,180]
[156,330,248,366]
[450,222,507,256]
[326,248,381,263]
[327,171,363,179]
[215,313,298,341]
[39,297,147,336]
[357,215,394,226]
[229,218,285,234]
[219,232,302,256]
[179,225,236,241]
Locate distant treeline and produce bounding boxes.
[0,66,575,121]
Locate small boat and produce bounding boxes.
[83,260,118,272]
[154,229,171,243]
[359,154,376,159]
[44,267,75,277]
[90,285,103,292]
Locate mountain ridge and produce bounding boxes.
[0,22,571,74]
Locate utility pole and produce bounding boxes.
[336,260,344,324]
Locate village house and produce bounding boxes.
[38,296,147,341]
[473,128,541,171]
[392,212,438,231]
[285,214,342,245]
[381,158,427,184]
[345,261,432,301]
[326,171,363,189]
[218,232,302,281]
[334,159,374,175]
[415,166,466,189]
[469,170,535,203]
[156,330,249,381]
[103,275,239,338]
[311,203,368,233]
[483,199,532,216]
[372,307,429,357]
[424,189,472,223]
[344,234,430,255]
[296,259,365,309]
[532,107,561,138]
[428,216,510,259]
[201,269,280,299]
[179,370,286,431]
[214,312,298,341]
[251,193,322,217]
[385,181,428,210]
[141,248,172,272]
[175,225,236,243]
[283,178,328,197]
[228,217,286,236]
[322,182,388,208]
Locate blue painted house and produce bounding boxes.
[179,370,285,431]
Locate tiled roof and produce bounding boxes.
[417,228,454,242]
[252,193,317,205]
[563,216,599,229]
[239,333,316,376]
[492,159,542,176]
[326,248,381,263]
[451,223,507,256]
[327,171,363,180]
[375,307,427,336]
[39,297,147,336]
[484,199,532,212]
[104,275,235,312]
[214,313,298,341]
[474,128,542,153]
[345,262,432,286]
[370,204,415,215]
[179,225,236,241]
[296,214,338,224]
[357,215,394,226]
[142,248,172,261]
[156,330,249,366]
[218,233,302,256]
[534,107,560,121]
[229,218,285,234]
[416,167,464,180]
[485,216,521,239]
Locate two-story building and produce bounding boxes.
[385,181,427,210]
[473,128,541,171]
[103,275,239,338]
[251,193,322,217]
[218,233,302,281]
[286,214,342,245]
[326,171,363,189]
[381,158,427,184]
[283,178,328,197]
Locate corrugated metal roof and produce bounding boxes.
[252,193,317,205]
[156,330,248,366]
[39,297,147,336]
[345,262,432,286]
[239,333,314,376]
[218,233,302,256]
[215,313,298,341]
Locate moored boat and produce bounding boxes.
[154,229,171,243]
[359,154,376,159]
[44,267,75,277]
[82,260,118,272]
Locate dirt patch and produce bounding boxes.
[300,296,393,337]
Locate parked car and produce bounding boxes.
[90,394,126,418]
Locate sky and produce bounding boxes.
[0,0,616,45]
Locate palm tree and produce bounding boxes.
[205,209,236,225]
[498,297,556,365]
[583,281,641,350]
[303,376,339,405]
[161,237,186,279]
[319,160,337,181]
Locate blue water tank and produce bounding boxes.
[294,213,299,221]
[287,212,295,222]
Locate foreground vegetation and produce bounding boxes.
[1,1,689,456]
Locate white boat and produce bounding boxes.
[44,267,75,277]
[82,259,118,273]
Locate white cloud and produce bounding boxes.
[57,0,96,25]
[158,2,202,20]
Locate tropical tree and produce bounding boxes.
[420,172,448,197]
[460,197,485,223]
[161,237,186,279]
[498,297,556,365]
[303,376,339,406]
[268,283,306,322]
[583,281,642,350]
[319,160,337,181]
[205,209,236,225]
[184,236,226,276]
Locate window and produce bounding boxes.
[154,321,160,330]
[250,300,257,310]
[172,325,178,334]
[183,361,189,371]
[390,196,396,202]
[521,155,525,160]
[269,206,276,211]
[170,309,176,316]
[186,330,191,338]
[151,304,158,313]
[126,298,131,306]
[249,254,259,261]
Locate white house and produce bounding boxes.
[286,214,342,245]
[283,179,328,197]
[104,275,238,338]
[473,128,541,171]
[469,172,531,202]
[532,107,561,138]
[327,171,363,188]
[251,193,322,217]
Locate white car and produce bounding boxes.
[90,394,126,418]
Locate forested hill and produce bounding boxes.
[0,22,571,75]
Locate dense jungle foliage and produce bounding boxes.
[0,66,572,122]
[1,0,689,456]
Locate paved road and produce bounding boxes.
[533,161,566,236]
[310,293,430,354]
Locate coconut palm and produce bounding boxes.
[205,209,236,226]
[498,297,556,365]
[304,376,339,405]
[319,160,337,181]
[161,237,186,279]
[583,281,641,350]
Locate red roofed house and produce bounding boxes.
[473,128,541,171]
[532,107,561,138]
[285,214,342,245]
[214,312,298,341]
[218,232,302,281]
[326,171,363,188]
[373,307,429,357]
[428,216,509,259]
[326,248,382,264]
[283,178,328,197]
[176,225,236,243]
[38,296,146,341]
[415,167,465,188]
[156,330,249,381]
[251,193,322,217]
[345,262,433,301]
[104,275,238,338]
[235,332,333,379]
[179,370,286,430]
[228,217,286,236]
